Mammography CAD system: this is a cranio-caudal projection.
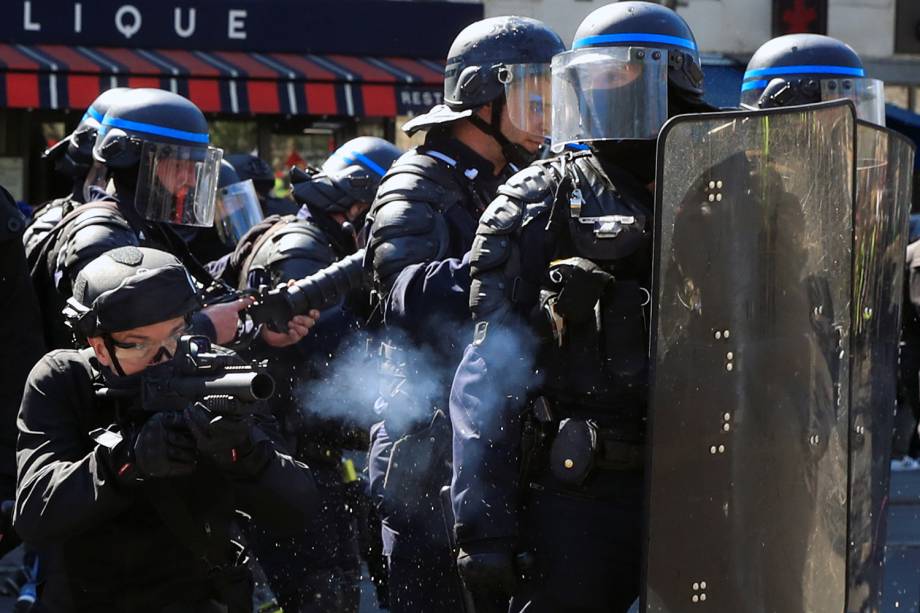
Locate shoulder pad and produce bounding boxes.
[495,161,558,204]
[265,221,336,270]
[57,207,138,289]
[23,201,67,255]
[365,198,449,290]
[372,149,465,213]
[245,218,338,286]
[478,194,524,236]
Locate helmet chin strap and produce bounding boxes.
[467,96,535,170]
[102,334,127,377]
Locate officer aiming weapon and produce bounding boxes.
[97,335,275,414]
[246,249,366,333]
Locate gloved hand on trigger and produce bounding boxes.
[105,412,198,482]
[184,402,268,474]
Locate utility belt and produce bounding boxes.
[522,396,646,492]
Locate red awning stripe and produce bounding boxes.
[157,49,222,77]
[383,57,444,84]
[364,57,420,84]
[306,54,356,82]
[267,53,339,81]
[0,44,445,117]
[0,70,443,117]
[36,45,103,73]
[0,43,442,85]
[133,49,184,76]
[213,51,285,79]
[326,55,397,83]
[191,51,242,78]
[0,44,39,71]
[74,46,124,73]
[11,44,58,71]
[92,47,164,75]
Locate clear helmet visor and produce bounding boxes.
[135,141,223,227]
[502,63,554,139]
[214,179,264,247]
[821,78,885,127]
[551,46,668,150]
[740,77,886,127]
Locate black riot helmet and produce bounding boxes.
[403,16,565,166]
[225,153,275,198]
[64,246,200,374]
[290,137,403,216]
[93,89,223,227]
[552,1,706,150]
[741,34,885,126]
[44,88,130,201]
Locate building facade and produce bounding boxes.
[482,0,920,111]
[0,0,482,204]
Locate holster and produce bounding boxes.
[382,409,452,520]
[522,397,645,492]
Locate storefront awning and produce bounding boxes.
[0,43,445,117]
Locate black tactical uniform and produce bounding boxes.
[0,186,44,502]
[23,87,129,258]
[450,4,711,611]
[15,247,316,612]
[222,137,401,613]
[363,17,564,612]
[27,89,227,351]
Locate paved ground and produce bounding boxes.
[1,470,918,612]
[883,469,920,612]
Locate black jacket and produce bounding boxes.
[0,191,44,499]
[15,348,317,612]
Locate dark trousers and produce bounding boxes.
[250,464,361,613]
[511,470,644,613]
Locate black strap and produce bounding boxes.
[27,199,121,282]
[236,217,292,290]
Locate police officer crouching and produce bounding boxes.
[14,246,316,613]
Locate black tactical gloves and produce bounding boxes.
[100,412,197,484]
[133,412,198,478]
[184,402,271,475]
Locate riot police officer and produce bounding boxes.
[740,33,885,124]
[15,246,317,612]
[361,15,565,612]
[187,159,265,264]
[740,34,913,613]
[27,88,314,352]
[226,153,300,217]
[24,87,130,256]
[221,136,401,612]
[449,4,711,611]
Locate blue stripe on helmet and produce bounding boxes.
[740,79,770,92]
[743,64,865,80]
[345,151,387,176]
[85,106,105,123]
[101,116,210,144]
[573,33,697,51]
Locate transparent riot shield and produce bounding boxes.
[643,101,857,613]
[847,123,915,613]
